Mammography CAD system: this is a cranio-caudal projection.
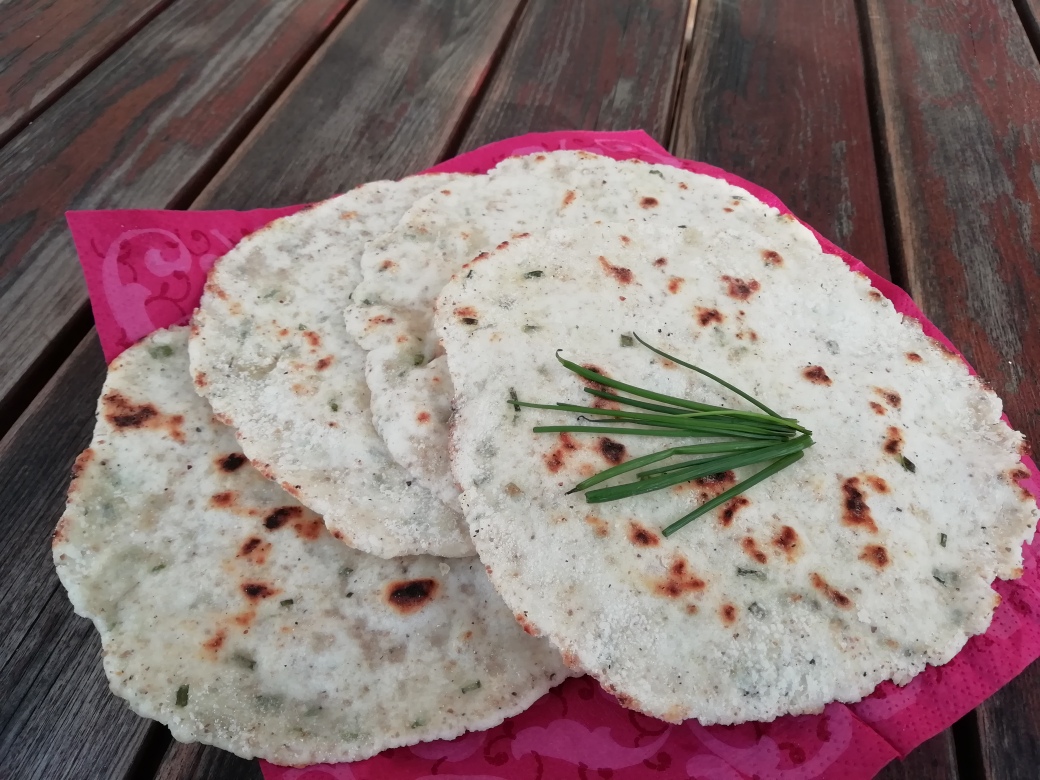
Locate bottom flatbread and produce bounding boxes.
[52,327,569,766]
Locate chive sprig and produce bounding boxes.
[514,338,814,536]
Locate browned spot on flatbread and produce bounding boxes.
[1009,466,1033,500]
[544,432,580,473]
[193,372,208,388]
[868,290,883,301]
[685,604,698,615]
[103,392,185,442]
[455,306,478,325]
[386,579,439,614]
[598,437,625,464]
[906,352,922,362]
[513,232,531,239]
[585,515,609,537]
[315,356,332,371]
[52,515,72,545]
[619,235,631,246]
[720,603,738,625]
[561,650,582,670]
[292,516,324,540]
[678,182,688,190]
[654,557,706,598]
[802,365,831,385]
[205,281,228,301]
[772,525,801,560]
[71,448,95,479]
[202,629,226,654]
[640,196,659,208]
[277,328,289,337]
[654,257,667,267]
[869,402,886,416]
[241,582,279,602]
[417,411,431,424]
[762,250,783,266]
[496,240,510,251]
[667,277,684,294]
[303,331,321,348]
[280,481,301,498]
[696,307,724,326]
[264,506,303,531]
[380,259,396,270]
[233,609,256,629]
[562,190,576,207]
[599,256,633,284]
[340,211,357,220]
[866,476,890,493]
[440,189,452,195]
[238,536,271,565]
[515,613,538,635]
[874,387,902,408]
[841,477,877,532]
[723,207,734,213]
[860,545,890,569]
[367,314,395,326]
[883,426,904,455]
[676,470,736,500]
[741,537,768,564]
[719,496,751,527]
[721,275,760,300]
[810,572,852,608]
[210,491,238,508]
[628,522,660,547]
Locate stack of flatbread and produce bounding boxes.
[54,151,1038,765]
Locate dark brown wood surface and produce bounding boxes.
[457,0,690,152]
[196,0,523,209]
[0,0,174,147]
[673,0,890,277]
[2,0,1040,777]
[863,0,1040,777]
[0,0,351,438]
[0,331,153,780]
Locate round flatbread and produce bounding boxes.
[345,152,721,508]
[190,176,473,558]
[436,218,1038,725]
[53,327,570,766]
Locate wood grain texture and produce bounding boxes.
[196,0,523,209]
[0,0,349,434]
[977,662,1040,780]
[154,741,263,780]
[0,0,174,147]
[0,332,153,779]
[862,1,1040,777]
[672,0,890,276]
[456,0,689,152]
[875,730,960,780]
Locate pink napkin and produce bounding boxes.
[66,130,1040,780]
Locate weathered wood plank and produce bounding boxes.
[875,730,960,780]
[196,0,523,209]
[0,0,350,437]
[0,0,174,147]
[456,0,689,152]
[672,0,890,276]
[862,1,1040,777]
[154,742,262,780]
[0,332,155,779]
[977,663,1040,780]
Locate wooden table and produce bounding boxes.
[1,1,1037,777]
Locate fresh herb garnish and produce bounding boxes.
[280,598,294,607]
[175,685,189,706]
[939,533,947,548]
[620,334,635,347]
[516,338,813,536]
[899,455,916,473]
[524,270,544,278]
[149,344,174,359]
[461,680,482,694]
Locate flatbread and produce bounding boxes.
[437,218,1038,725]
[345,152,721,507]
[53,327,570,766]
[190,176,473,558]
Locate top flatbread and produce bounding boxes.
[190,177,473,558]
[53,327,569,765]
[436,217,1038,725]
[345,152,727,507]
